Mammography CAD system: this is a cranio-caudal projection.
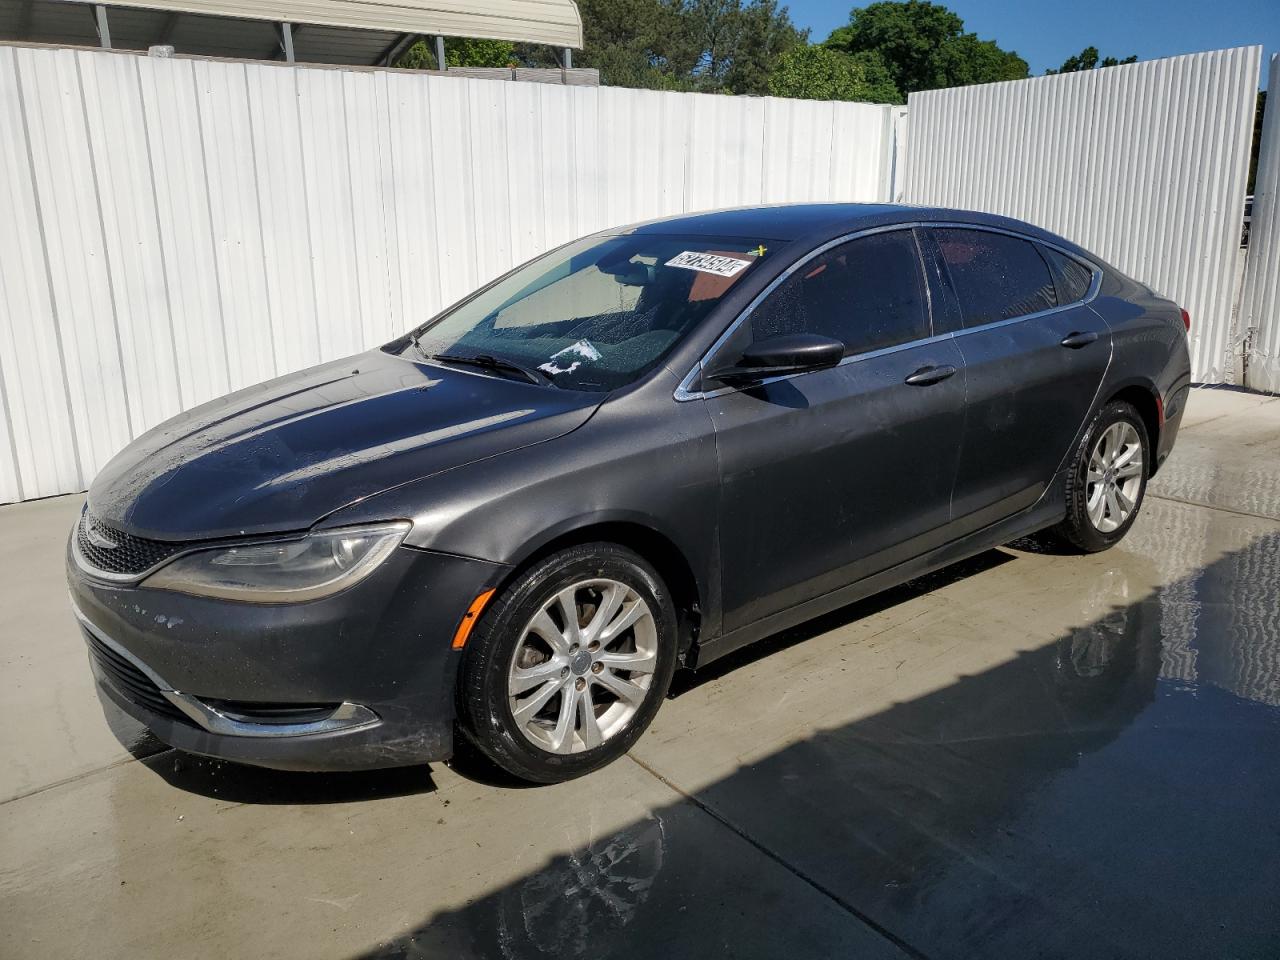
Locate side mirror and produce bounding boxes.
[708,333,845,386]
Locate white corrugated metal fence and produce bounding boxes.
[0,43,901,504]
[2,42,1276,507]
[1240,54,1280,394]
[902,47,1263,385]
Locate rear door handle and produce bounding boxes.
[904,364,957,386]
[1060,331,1099,349]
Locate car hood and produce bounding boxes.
[88,350,602,541]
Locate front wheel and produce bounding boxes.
[455,543,678,784]
[1049,400,1149,553]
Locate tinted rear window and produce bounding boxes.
[1042,247,1095,303]
[933,228,1057,327]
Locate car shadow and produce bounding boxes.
[346,532,1280,959]
[141,748,439,804]
[670,547,1017,696]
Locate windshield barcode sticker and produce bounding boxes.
[665,251,752,277]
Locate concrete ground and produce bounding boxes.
[3,387,1279,959]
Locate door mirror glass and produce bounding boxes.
[709,333,844,385]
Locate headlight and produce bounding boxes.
[144,522,411,603]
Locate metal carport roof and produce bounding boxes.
[57,0,581,46]
[0,0,584,68]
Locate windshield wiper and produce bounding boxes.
[430,352,553,386]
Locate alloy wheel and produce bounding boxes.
[507,578,658,754]
[1085,421,1143,533]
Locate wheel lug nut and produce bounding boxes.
[560,667,570,678]
[575,677,586,691]
[587,641,599,652]
[569,644,579,653]
[591,662,603,674]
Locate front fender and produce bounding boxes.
[324,393,724,632]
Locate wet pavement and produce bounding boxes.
[3,386,1279,959]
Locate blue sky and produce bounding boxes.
[784,0,1279,89]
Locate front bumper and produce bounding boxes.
[68,538,508,771]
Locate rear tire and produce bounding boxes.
[1048,400,1149,553]
[455,543,677,784]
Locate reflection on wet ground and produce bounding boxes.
[369,519,1280,959]
[2,389,1280,959]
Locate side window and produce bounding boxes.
[932,228,1057,327]
[1041,246,1095,303]
[749,230,929,355]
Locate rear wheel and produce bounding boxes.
[1049,400,1149,553]
[456,543,677,784]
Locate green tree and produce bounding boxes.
[824,1,1028,95]
[1046,46,1137,74]
[444,37,517,67]
[768,45,901,103]
[548,0,690,90]
[938,32,1030,86]
[397,36,516,70]
[521,0,803,94]
[679,0,806,95]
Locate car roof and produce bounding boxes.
[617,202,1071,250]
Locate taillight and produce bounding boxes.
[1180,308,1191,332]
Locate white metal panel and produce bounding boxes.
[0,44,897,504]
[427,74,483,309]
[903,47,1262,384]
[503,80,549,269]
[341,68,399,349]
[297,65,364,362]
[193,58,280,392]
[1240,55,1280,393]
[762,97,835,202]
[566,83,600,240]
[0,47,82,501]
[245,59,326,375]
[16,47,133,484]
[887,105,908,200]
[78,50,185,438]
[685,93,766,211]
[830,99,896,204]
[383,68,443,329]
[597,87,689,229]
[467,77,515,289]
[59,0,585,48]
[135,53,233,408]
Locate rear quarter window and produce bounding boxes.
[1041,247,1095,303]
[932,228,1057,327]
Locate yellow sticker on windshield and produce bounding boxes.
[665,251,753,277]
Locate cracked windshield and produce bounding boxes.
[405,235,765,391]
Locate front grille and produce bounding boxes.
[83,628,188,723]
[75,511,185,577]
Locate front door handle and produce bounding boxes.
[904,364,957,386]
[1060,331,1099,349]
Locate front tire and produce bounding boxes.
[1050,400,1149,553]
[455,543,678,784]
